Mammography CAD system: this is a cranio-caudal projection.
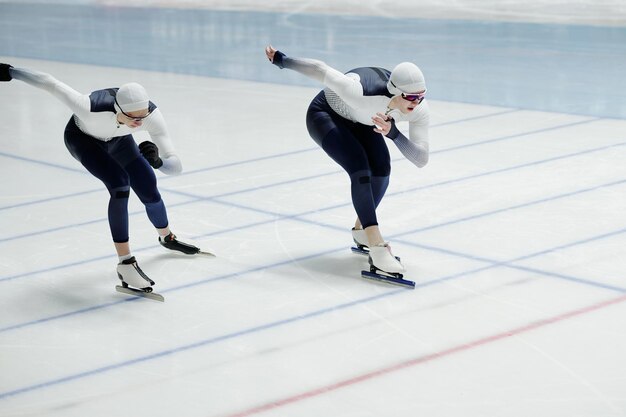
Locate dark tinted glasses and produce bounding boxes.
[401,92,425,104]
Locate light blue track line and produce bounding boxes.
[2,140,625,280]
[174,177,626,241]
[169,140,626,223]
[0,151,84,174]
[3,137,624,245]
[3,181,626,334]
[0,288,405,400]
[0,247,340,333]
[394,178,626,235]
[1,225,623,335]
[434,117,597,154]
[0,108,516,211]
[0,116,613,245]
[2,221,625,400]
[396,228,626,294]
[170,120,617,203]
[0,215,277,283]
[0,189,99,212]
[0,196,205,244]
[427,109,519,127]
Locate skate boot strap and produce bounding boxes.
[119,256,137,265]
[160,233,176,243]
[159,233,200,255]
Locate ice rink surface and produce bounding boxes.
[1,1,626,416]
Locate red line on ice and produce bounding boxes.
[223,294,626,417]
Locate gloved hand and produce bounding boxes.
[0,63,13,82]
[265,45,286,69]
[386,117,400,140]
[138,141,163,169]
[372,112,400,139]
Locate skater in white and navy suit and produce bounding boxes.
[265,46,430,278]
[0,63,204,294]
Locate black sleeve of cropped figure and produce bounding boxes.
[0,63,13,81]
[271,51,286,69]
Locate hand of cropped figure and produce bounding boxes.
[138,141,163,169]
[0,63,13,81]
[265,45,277,62]
[265,45,286,69]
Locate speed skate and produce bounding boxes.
[352,244,415,289]
[159,233,216,257]
[115,283,165,302]
[115,256,165,302]
[361,265,415,289]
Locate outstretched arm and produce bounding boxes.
[265,45,363,106]
[2,64,90,116]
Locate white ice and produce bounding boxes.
[1,56,626,417]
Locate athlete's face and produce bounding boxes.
[397,90,425,114]
[118,108,151,128]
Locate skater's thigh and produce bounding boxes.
[307,113,370,174]
[109,136,158,197]
[353,123,391,176]
[125,157,160,202]
[109,135,143,168]
[321,123,371,174]
[64,120,128,189]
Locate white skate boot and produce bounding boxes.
[115,257,164,301]
[352,228,369,248]
[117,257,154,290]
[360,243,415,288]
[368,243,405,274]
[351,228,370,256]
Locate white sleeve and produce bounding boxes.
[142,108,182,175]
[281,56,364,107]
[10,67,91,116]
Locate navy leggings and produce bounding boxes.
[306,91,390,228]
[64,117,168,243]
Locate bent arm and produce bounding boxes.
[386,114,430,168]
[392,129,429,168]
[143,108,182,175]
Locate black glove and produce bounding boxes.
[386,117,400,140]
[271,51,286,69]
[0,63,13,82]
[138,141,163,169]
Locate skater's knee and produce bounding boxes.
[109,186,130,199]
[130,177,160,203]
[138,190,162,204]
[371,163,391,177]
[349,169,372,185]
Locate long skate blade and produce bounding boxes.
[351,246,369,256]
[361,270,415,289]
[198,250,216,257]
[115,285,165,302]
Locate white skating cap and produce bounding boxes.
[387,62,426,95]
[115,82,149,112]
